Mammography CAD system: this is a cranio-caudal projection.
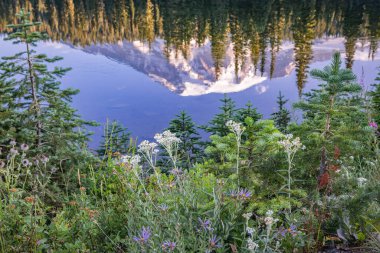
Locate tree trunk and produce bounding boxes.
[319,95,334,177]
[25,38,42,147]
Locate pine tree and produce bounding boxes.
[97,120,131,156]
[294,52,366,179]
[0,65,19,143]
[271,91,291,133]
[236,101,262,124]
[0,9,92,163]
[370,70,380,124]
[167,111,201,167]
[202,94,236,136]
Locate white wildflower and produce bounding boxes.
[279,134,304,207]
[154,130,181,148]
[243,212,253,220]
[226,120,245,138]
[278,134,304,153]
[264,216,274,226]
[120,155,131,164]
[130,155,141,168]
[226,120,245,184]
[120,154,141,168]
[357,177,367,187]
[20,144,29,152]
[154,130,181,168]
[264,210,276,226]
[138,140,158,169]
[138,140,158,154]
[327,195,337,202]
[247,238,258,252]
[9,148,19,156]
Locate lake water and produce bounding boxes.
[1,0,380,145]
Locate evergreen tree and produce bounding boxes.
[167,111,201,167]
[235,101,262,124]
[97,120,131,156]
[202,94,236,136]
[271,91,291,133]
[0,9,92,164]
[294,52,367,180]
[370,69,380,124]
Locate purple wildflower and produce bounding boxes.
[278,224,298,237]
[369,121,378,130]
[133,226,151,244]
[9,140,16,146]
[208,235,222,249]
[167,181,176,189]
[158,203,169,211]
[226,188,252,201]
[0,160,5,168]
[238,189,252,200]
[198,218,213,232]
[162,241,176,251]
[278,226,286,237]
[170,168,183,176]
[226,189,239,198]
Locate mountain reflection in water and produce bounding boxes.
[1,0,379,95]
[1,0,380,144]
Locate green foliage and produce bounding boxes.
[167,111,202,168]
[1,10,379,253]
[97,120,132,156]
[201,94,237,136]
[293,52,369,179]
[370,69,380,124]
[271,91,291,133]
[0,9,94,168]
[236,101,263,124]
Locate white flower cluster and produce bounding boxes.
[247,238,258,252]
[357,177,367,187]
[243,212,253,220]
[264,210,278,226]
[226,120,245,138]
[154,130,181,168]
[264,216,274,226]
[138,140,159,168]
[154,130,181,149]
[120,154,141,168]
[278,134,305,154]
[138,140,158,154]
